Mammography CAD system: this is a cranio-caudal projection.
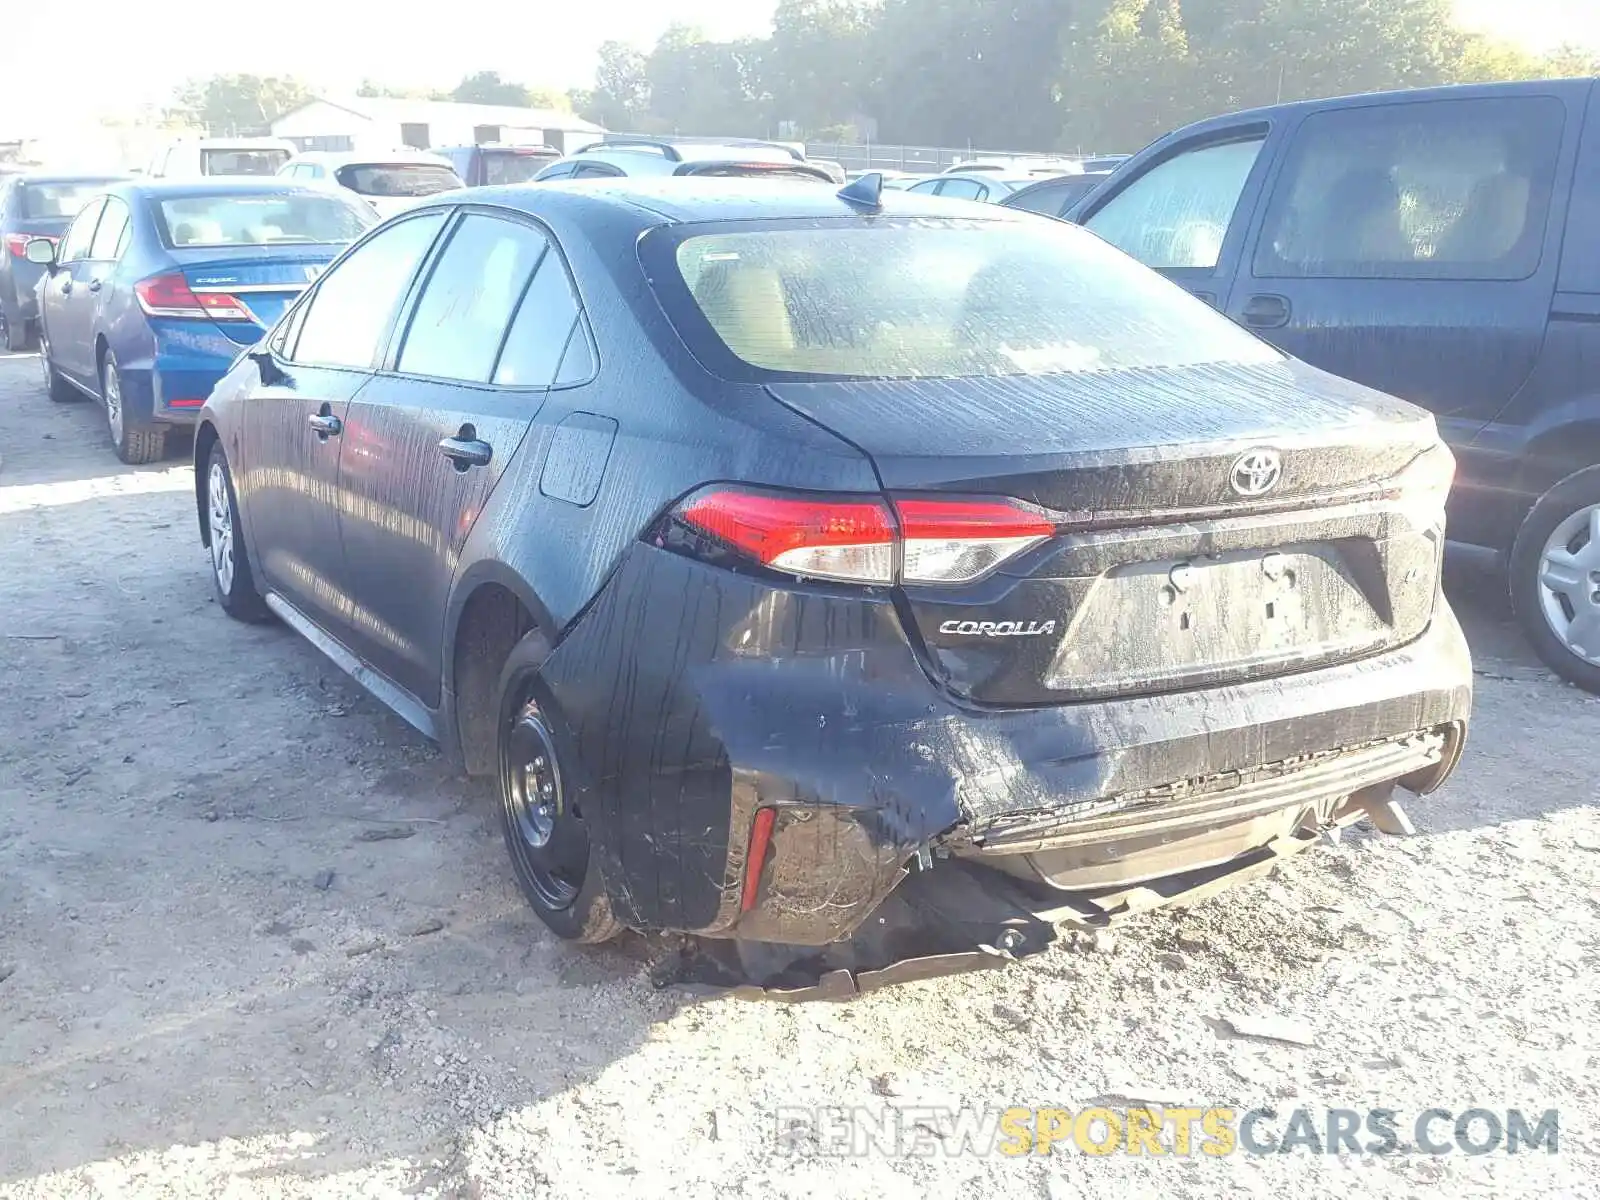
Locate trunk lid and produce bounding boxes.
[170,248,336,344]
[766,358,1445,704]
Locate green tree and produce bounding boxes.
[356,80,448,100]
[1541,43,1600,78]
[572,41,652,128]
[645,25,769,135]
[166,75,312,136]
[451,71,532,106]
[766,0,876,136]
[570,0,1600,153]
[868,0,1086,147]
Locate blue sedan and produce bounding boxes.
[29,179,376,463]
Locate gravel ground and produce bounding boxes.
[1,350,1596,1199]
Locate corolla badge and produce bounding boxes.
[939,619,1057,638]
[1230,448,1283,498]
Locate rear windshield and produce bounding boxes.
[201,149,289,177]
[481,152,554,186]
[654,217,1280,380]
[335,164,462,197]
[158,193,375,248]
[20,181,117,220]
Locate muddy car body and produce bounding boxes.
[193,178,1471,951]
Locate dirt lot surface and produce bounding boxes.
[1,351,1597,1198]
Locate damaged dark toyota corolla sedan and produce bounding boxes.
[193,176,1471,968]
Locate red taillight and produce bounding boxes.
[678,489,896,583]
[134,273,252,321]
[166,398,205,408]
[671,487,1056,585]
[5,233,54,258]
[741,807,777,912]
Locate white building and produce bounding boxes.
[271,96,605,156]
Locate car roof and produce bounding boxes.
[181,137,294,149]
[436,143,559,154]
[918,170,1037,186]
[582,137,802,162]
[7,172,128,186]
[112,178,347,200]
[1168,76,1595,134]
[287,150,454,167]
[420,176,1023,227]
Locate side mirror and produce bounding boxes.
[23,238,57,266]
[247,348,285,386]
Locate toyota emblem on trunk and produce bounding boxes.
[1230,449,1283,497]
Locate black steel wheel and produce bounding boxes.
[494,652,621,943]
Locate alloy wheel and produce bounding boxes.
[1536,501,1600,666]
[208,461,235,595]
[104,361,123,443]
[501,699,588,911]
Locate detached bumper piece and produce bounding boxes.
[651,858,1061,1001]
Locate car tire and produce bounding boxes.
[205,441,272,623]
[1510,464,1600,693]
[494,636,622,944]
[101,350,166,465]
[38,328,75,403]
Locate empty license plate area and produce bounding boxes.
[1047,543,1387,693]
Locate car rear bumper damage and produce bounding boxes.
[536,543,1472,960]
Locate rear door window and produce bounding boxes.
[1085,136,1265,269]
[57,199,105,263]
[88,197,129,261]
[493,245,586,387]
[289,211,447,370]
[396,213,549,383]
[1254,96,1565,281]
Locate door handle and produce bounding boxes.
[438,428,492,470]
[60,280,72,296]
[88,279,102,293]
[308,412,342,438]
[1241,293,1291,329]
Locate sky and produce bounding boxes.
[2,0,1595,135]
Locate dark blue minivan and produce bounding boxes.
[1070,78,1600,691]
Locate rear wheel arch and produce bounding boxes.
[448,571,551,776]
[194,421,221,546]
[1517,419,1600,507]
